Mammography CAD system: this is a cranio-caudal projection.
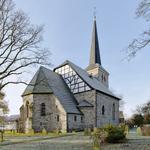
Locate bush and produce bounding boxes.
[104,125,126,143]
[42,128,47,135]
[51,129,62,134]
[91,128,108,150]
[136,127,142,135]
[93,128,107,143]
[141,125,150,136]
[84,128,91,136]
[119,124,129,135]
[28,129,34,135]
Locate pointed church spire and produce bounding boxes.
[89,17,101,66]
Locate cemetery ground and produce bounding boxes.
[0,130,150,150]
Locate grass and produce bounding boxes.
[4,131,66,137]
[0,133,92,150]
[0,131,71,146]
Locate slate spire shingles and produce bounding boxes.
[89,17,101,66]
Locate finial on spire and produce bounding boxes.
[93,7,97,20]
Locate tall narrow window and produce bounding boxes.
[81,116,83,122]
[26,101,29,118]
[112,103,115,120]
[74,116,77,122]
[41,103,46,116]
[102,105,105,115]
[57,115,59,122]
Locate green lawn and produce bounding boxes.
[0,130,150,150]
[0,133,92,150]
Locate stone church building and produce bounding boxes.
[19,19,120,133]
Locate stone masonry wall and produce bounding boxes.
[79,107,95,128]
[87,66,109,88]
[74,90,96,128]
[22,95,33,133]
[32,94,67,132]
[96,92,119,127]
[67,114,83,131]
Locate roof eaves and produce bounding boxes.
[96,90,121,100]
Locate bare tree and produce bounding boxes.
[126,0,150,60]
[0,0,51,90]
[0,91,9,142]
[135,104,143,115]
[119,100,125,111]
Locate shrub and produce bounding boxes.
[104,125,126,143]
[42,128,47,135]
[93,128,107,143]
[84,128,91,136]
[141,125,150,136]
[51,129,62,134]
[91,128,108,150]
[119,124,129,135]
[136,127,142,135]
[28,129,34,135]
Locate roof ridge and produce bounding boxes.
[55,60,120,100]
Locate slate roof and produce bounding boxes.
[54,60,120,100]
[22,67,81,114]
[5,115,20,122]
[88,18,101,67]
[78,100,93,107]
[22,68,53,96]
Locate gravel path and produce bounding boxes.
[0,134,92,150]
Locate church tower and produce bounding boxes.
[86,17,109,88]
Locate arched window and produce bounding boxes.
[112,103,115,120]
[41,103,46,116]
[26,101,29,118]
[102,105,105,115]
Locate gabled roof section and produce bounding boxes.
[54,60,120,100]
[23,66,81,114]
[41,67,81,114]
[22,67,53,96]
[78,100,93,107]
[5,115,20,122]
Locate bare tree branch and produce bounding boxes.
[0,0,51,90]
[125,0,150,60]
[136,0,150,21]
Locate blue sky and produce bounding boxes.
[5,0,150,117]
